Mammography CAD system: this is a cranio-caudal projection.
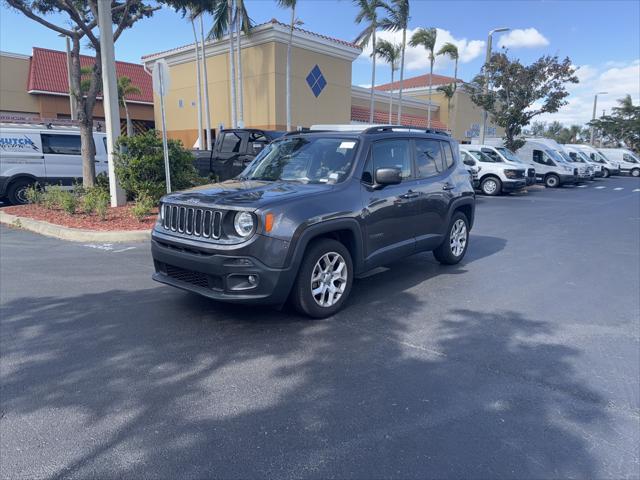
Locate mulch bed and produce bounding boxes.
[4,203,157,231]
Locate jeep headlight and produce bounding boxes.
[234,211,255,237]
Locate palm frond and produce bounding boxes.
[437,41,458,60]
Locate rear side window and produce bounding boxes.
[370,139,412,181]
[415,139,444,178]
[442,142,455,169]
[220,132,244,153]
[41,134,81,155]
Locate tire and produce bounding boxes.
[291,238,353,319]
[631,168,640,178]
[480,176,501,196]
[6,178,34,205]
[433,212,469,265]
[544,174,560,188]
[602,169,610,178]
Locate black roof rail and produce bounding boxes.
[361,125,451,136]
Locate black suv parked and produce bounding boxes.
[152,126,475,318]
[193,129,285,180]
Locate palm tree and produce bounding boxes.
[409,27,437,128]
[354,0,387,123]
[436,84,454,130]
[380,0,409,124]
[437,42,458,132]
[117,76,141,136]
[277,0,298,131]
[375,39,401,123]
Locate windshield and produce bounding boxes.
[577,152,592,163]
[546,149,566,163]
[240,137,358,184]
[496,147,522,163]
[468,149,500,163]
[556,150,574,163]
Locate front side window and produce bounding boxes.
[533,149,554,166]
[370,139,412,181]
[41,134,81,155]
[242,137,358,184]
[623,153,639,163]
[415,139,444,178]
[220,132,244,153]
[495,147,521,163]
[469,149,499,163]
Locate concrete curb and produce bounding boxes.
[0,211,151,243]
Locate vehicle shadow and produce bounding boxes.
[0,280,613,478]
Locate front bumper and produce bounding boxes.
[525,176,536,186]
[502,179,527,191]
[151,232,296,305]
[559,174,577,184]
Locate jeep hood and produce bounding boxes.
[161,180,329,209]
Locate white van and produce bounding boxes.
[597,148,640,177]
[460,147,527,195]
[0,124,108,204]
[564,145,603,178]
[565,144,620,177]
[472,144,536,186]
[515,138,578,188]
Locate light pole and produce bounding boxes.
[59,33,77,121]
[480,27,509,144]
[590,91,607,145]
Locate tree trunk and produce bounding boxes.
[123,99,133,136]
[286,4,295,131]
[397,28,406,124]
[388,68,394,124]
[451,59,458,137]
[369,29,376,124]
[228,0,237,128]
[236,2,244,126]
[79,122,96,186]
[427,57,433,128]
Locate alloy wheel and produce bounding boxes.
[450,219,467,257]
[310,252,348,308]
[482,179,498,195]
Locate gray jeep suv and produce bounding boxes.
[151,126,475,318]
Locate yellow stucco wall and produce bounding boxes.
[0,55,39,114]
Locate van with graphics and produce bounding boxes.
[0,124,108,204]
[598,148,640,177]
[515,138,578,188]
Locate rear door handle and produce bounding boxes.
[442,182,455,191]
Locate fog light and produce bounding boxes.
[248,275,258,285]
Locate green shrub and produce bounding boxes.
[42,185,65,210]
[91,189,110,221]
[95,172,110,193]
[59,190,78,215]
[131,193,154,222]
[25,184,43,205]
[115,130,200,203]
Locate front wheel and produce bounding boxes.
[602,169,610,178]
[6,178,34,205]
[545,174,560,188]
[433,212,469,265]
[291,238,353,319]
[480,176,501,196]
[631,168,640,178]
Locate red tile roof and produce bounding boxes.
[351,105,447,130]
[28,47,153,103]
[375,73,462,92]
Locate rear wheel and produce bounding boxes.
[433,212,469,265]
[631,168,640,178]
[6,178,34,205]
[544,174,560,188]
[291,238,353,319]
[480,176,501,196]
[602,168,610,178]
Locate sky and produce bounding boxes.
[1,0,639,126]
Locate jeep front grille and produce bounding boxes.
[162,204,223,239]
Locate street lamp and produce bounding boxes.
[480,27,510,144]
[590,91,608,145]
[58,33,77,121]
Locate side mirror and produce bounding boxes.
[375,167,402,186]
[463,159,475,167]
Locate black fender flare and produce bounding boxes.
[447,196,476,229]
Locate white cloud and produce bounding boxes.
[536,59,640,126]
[358,27,485,73]
[497,28,549,49]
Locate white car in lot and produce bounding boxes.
[0,124,108,204]
[565,144,620,177]
[460,147,527,196]
[515,138,578,188]
[564,145,603,178]
[472,144,537,186]
[598,148,640,177]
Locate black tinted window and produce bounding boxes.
[42,134,81,155]
[220,132,243,153]
[371,139,412,181]
[415,139,444,178]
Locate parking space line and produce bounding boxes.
[594,186,607,189]
[577,185,588,188]
[634,189,640,192]
[613,187,624,191]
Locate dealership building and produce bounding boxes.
[142,19,501,148]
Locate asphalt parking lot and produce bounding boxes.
[1,176,639,479]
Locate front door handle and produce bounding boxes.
[400,190,420,199]
[442,182,455,191]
